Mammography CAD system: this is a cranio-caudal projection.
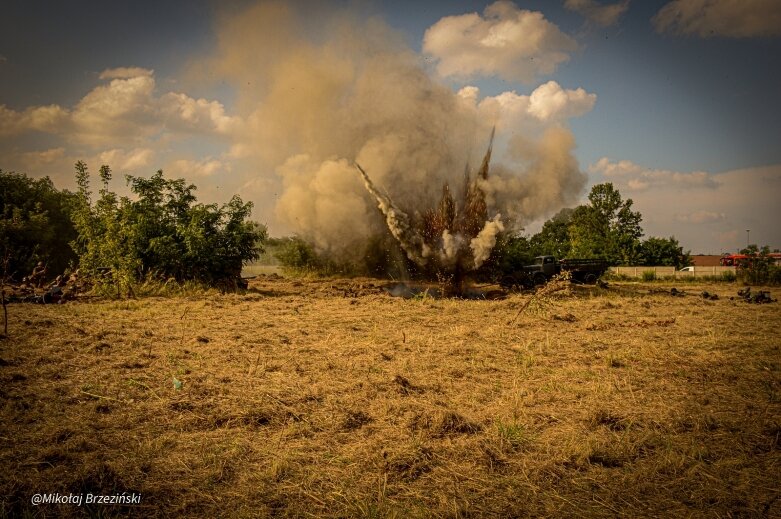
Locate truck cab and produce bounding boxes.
[528,256,559,276]
[523,256,560,285]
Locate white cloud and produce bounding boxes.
[653,0,781,38]
[161,92,240,135]
[564,0,630,27]
[1,69,240,145]
[527,81,597,121]
[71,75,160,144]
[423,1,578,83]
[166,157,228,178]
[461,81,596,132]
[589,157,719,191]
[98,67,154,80]
[0,104,69,136]
[97,148,155,171]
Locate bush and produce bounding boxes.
[735,247,781,285]
[642,270,657,282]
[0,170,79,280]
[71,162,266,292]
[275,237,322,272]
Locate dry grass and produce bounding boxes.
[1,277,780,517]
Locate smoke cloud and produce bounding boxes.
[212,2,588,268]
[470,215,505,268]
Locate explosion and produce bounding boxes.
[211,2,589,285]
[355,129,504,294]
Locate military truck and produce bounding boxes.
[500,255,609,290]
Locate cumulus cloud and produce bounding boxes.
[166,157,229,178]
[653,0,781,38]
[70,74,160,144]
[564,0,630,27]
[1,69,240,145]
[161,93,240,135]
[459,81,596,134]
[528,81,597,121]
[423,1,578,83]
[0,104,69,136]
[589,157,719,191]
[98,148,154,171]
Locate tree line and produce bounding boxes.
[2,165,778,288]
[492,182,691,273]
[1,163,266,291]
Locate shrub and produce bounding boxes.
[275,237,322,272]
[735,247,781,285]
[0,170,79,280]
[642,270,657,282]
[71,162,265,292]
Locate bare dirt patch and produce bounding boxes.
[1,277,779,517]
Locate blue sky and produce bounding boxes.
[2,0,780,254]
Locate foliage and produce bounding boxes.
[0,169,79,280]
[275,233,419,279]
[529,208,573,258]
[480,234,533,282]
[737,245,781,285]
[639,236,691,268]
[568,183,643,264]
[492,185,691,273]
[274,236,325,273]
[71,162,266,291]
[490,183,647,276]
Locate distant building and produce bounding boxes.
[690,255,725,267]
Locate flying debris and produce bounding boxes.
[355,129,503,295]
[354,162,432,266]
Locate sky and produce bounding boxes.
[1,0,780,255]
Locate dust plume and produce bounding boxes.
[212,1,587,273]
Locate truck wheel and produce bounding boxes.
[533,272,547,286]
[584,273,597,284]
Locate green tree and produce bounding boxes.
[71,162,266,291]
[568,183,643,264]
[484,233,533,280]
[0,169,79,280]
[737,244,780,285]
[639,236,691,268]
[529,207,573,258]
[275,236,323,271]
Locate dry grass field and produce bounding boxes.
[1,276,780,518]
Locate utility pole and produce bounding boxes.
[746,229,750,249]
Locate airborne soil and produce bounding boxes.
[1,276,780,517]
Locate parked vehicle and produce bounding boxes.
[500,255,609,290]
